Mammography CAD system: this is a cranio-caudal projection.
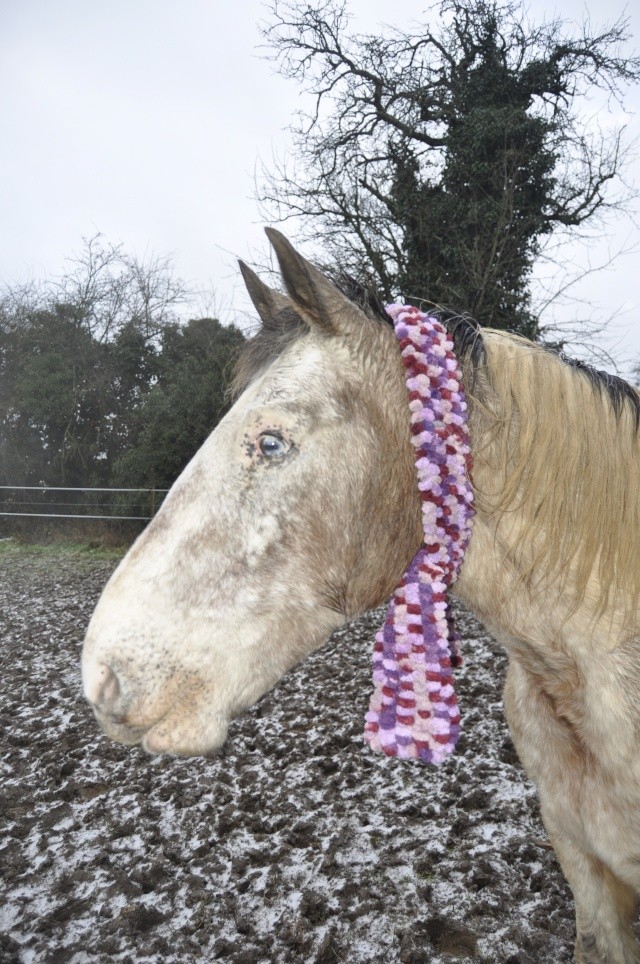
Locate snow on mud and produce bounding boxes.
[0,547,575,962]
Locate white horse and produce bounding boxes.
[83,229,640,963]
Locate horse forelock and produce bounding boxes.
[231,305,307,400]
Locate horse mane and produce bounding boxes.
[233,276,640,618]
[470,329,640,619]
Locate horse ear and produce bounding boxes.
[264,227,352,336]
[238,260,292,329]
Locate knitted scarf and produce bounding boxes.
[364,305,474,764]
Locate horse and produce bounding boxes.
[82,229,640,963]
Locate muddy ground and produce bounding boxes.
[0,546,577,963]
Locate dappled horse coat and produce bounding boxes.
[83,230,640,963]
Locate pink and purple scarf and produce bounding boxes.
[364,305,474,764]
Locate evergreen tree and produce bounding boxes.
[0,305,110,486]
[0,240,245,504]
[110,317,245,491]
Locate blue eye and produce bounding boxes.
[259,433,289,458]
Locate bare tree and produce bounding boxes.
[52,235,191,343]
[259,0,640,339]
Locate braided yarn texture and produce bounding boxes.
[364,305,474,764]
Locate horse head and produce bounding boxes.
[82,230,421,755]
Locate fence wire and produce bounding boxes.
[0,485,169,522]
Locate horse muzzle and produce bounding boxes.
[83,653,230,757]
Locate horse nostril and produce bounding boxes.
[85,662,121,713]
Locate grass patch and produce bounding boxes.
[0,538,126,563]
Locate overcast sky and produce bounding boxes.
[1,0,639,374]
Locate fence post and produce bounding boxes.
[151,487,156,518]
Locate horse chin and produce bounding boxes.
[91,702,230,757]
[93,712,149,747]
[140,710,230,758]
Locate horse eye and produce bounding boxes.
[258,433,289,458]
